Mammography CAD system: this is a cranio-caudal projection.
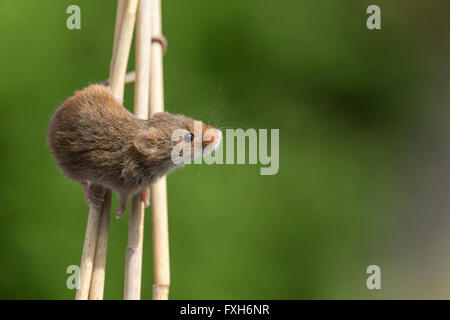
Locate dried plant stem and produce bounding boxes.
[89,0,139,299]
[110,0,139,96]
[150,179,169,299]
[75,0,137,300]
[88,190,111,299]
[124,0,152,300]
[75,186,103,300]
[150,0,170,300]
[110,0,126,73]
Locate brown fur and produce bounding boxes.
[48,84,217,198]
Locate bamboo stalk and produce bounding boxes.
[75,0,138,300]
[124,0,152,300]
[149,0,170,300]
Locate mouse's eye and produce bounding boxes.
[184,132,194,143]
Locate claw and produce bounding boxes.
[115,192,129,219]
[115,205,126,219]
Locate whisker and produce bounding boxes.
[207,86,224,124]
[211,104,246,127]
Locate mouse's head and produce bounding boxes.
[134,112,222,168]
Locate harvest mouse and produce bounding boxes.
[48,84,222,218]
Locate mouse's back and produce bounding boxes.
[47,84,139,182]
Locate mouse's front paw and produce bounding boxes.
[140,187,150,208]
[115,192,128,219]
[115,205,126,219]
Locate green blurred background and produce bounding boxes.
[1,0,450,299]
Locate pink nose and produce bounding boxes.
[216,129,222,142]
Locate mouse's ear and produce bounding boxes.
[134,128,159,157]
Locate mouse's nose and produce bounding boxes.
[203,128,222,150]
[216,129,222,142]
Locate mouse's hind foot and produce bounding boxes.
[81,181,105,209]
